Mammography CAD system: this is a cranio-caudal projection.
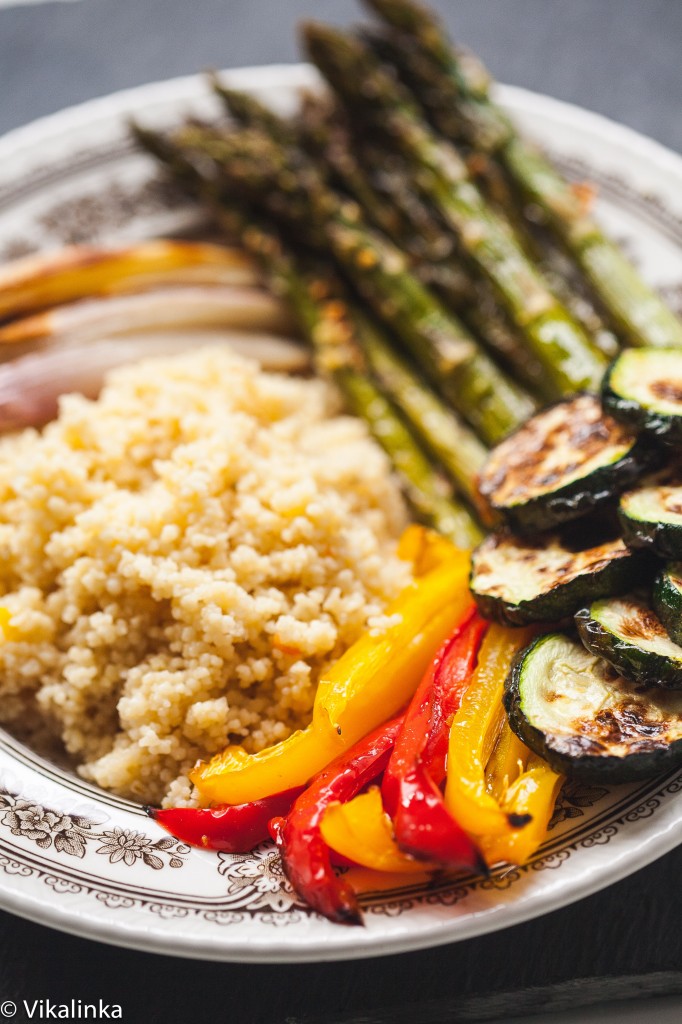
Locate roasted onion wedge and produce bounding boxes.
[0,285,295,349]
[0,241,259,321]
[0,332,309,431]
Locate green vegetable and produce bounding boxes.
[576,595,682,689]
[240,220,484,546]
[302,107,550,399]
[211,75,298,145]
[182,123,535,444]
[470,526,646,626]
[363,0,682,351]
[132,124,482,546]
[619,467,682,558]
[504,632,682,781]
[348,308,487,507]
[303,21,609,397]
[603,348,682,446]
[653,564,682,647]
[477,394,655,533]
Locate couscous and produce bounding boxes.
[0,347,410,805]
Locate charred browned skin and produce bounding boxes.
[650,380,682,404]
[552,733,609,758]
[582,704,671,753]
[661,489,682,516]
[479,395,636,508]
[552,703,670,758]
[474,532,630,599]
[619,607,669,642]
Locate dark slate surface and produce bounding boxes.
[0,2,681,1021]
[0,843,681,1023]
[1,0,682,153]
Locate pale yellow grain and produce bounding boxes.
[0,348,411,805]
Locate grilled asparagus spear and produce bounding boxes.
[204,83,550,397]
[211,75,299,146]
[133,123,483,542]
[363,0,682,350]
[303,22,609,396]
[355,31,619,359]
[350,308,487,506]
[241,221,483,544]
[351,136,552,395]
[180,123,535,443]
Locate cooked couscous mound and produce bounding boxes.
[0,348,410,805]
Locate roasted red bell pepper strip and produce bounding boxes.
[271,716,404,926]
[391,762,486,869]
[147,786,304,852]
[382,605,485,811]
[445,624,563,868]
[382,608,488,872]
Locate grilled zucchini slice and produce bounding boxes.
[477,394,654,533]
[470,524,648,626]
[603,348,682,446]
[619,466,682,558]
[504,632,682,781]
[653,564,682,646]
[576,595,682,689]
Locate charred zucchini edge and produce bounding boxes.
[470,535,651,627]
[619,491,682,559]
[504,632,682,782]
[603,349,682,446]
[479,395,657,535]
[653,565,682,647]
[575,597,682,690]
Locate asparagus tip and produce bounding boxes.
[301,19,357,58]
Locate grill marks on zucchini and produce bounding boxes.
[477,394,653,533]
[470,525,645,625]
[576,595,682,689]
[504,632,682,781]
[603,348,682,446]
[619,466,682,558]
[471,348,682,782]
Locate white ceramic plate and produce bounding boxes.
[0,65,680,964]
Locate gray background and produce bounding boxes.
[0,2,681,1023]
[1,0,682,153]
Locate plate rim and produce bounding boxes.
[0,771,680,963]
[1,62,682,179]
[0,63,680,962]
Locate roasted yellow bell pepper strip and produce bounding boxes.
[481,753,564,867]
[397,523,466,576]
[484,716,529,802]
[192,727,341,808]
[192,541,471,805]
[320,787,434,874]
[445,623,563,866]
[445,624,536,836]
